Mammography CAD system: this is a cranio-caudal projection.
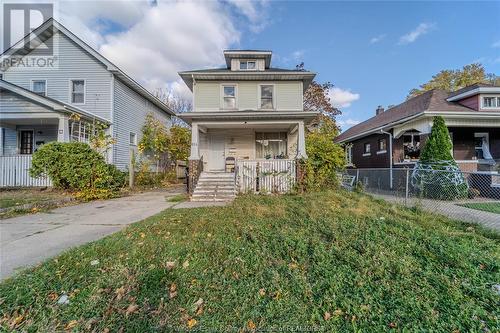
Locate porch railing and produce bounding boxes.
[236,159,296,194]
[0,155,52,187]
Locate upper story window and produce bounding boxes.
[32,80,47,96]
[70,79,85,104]
[239,61,256,70]
[346,145,353,165]
[129,132,137,146]
[222,85,236,109]
[260,85,274,109]
[482,96,500,108]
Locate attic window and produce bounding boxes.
[240,61,256,70]
[482,96,499,108]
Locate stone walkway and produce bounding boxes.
[0,189,183,280]
[371,193,500,231]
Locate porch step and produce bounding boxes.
[191,172,236,202]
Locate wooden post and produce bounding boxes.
[129,149,135,188]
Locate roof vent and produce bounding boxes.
[376,105,385,115]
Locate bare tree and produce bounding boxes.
[153,88,192,127]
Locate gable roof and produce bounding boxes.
[335,89,476,143]
[0,79,110,123]
[0,18,175,116]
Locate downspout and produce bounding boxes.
[380,129,393,189]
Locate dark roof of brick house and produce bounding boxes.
[447,82,495,98]
[335,89,475,143]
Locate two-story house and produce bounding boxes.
[179,50,317,200]
[0,18,174,186]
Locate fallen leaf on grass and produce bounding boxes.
[193,298,204,315]
[333,309,343,316]
[48,292,58,301]
[166,261,175,271]
[388,322,397,328]
[115,286,126,300]
[64,320,78,330]
[187,318,197,328]
[169,283,178,299]
[125,304,139,316]
[140,232,146,238]
[258,288,266,297]
[324,312,331,321]
[183,260,189,269]
[247,320,256,330]
[10,315,24,328]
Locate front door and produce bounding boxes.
[19,130,34,154]
[208,134,225,171]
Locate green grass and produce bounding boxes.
[459,202,500,215]
[0,189,74,219]
[0,190,499,332]
[166,193,188,202]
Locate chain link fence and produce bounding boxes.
[345,167,500,230]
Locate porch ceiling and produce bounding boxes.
[199,123,294,131]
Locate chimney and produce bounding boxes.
[376,105,384,115]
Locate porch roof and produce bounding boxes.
[0,79,110,124]
[179,110,320,124]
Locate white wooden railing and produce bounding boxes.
[0,155,52,187]
[236,159,296,194]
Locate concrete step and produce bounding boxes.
[194,186,235,191]
[191,197,234,202]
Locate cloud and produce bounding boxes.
[492,40,500,48]
[329,87,360,108]
[369,34,386,44]
[338,118,361,128]
[54,0,271,94]
[398,22,435,45]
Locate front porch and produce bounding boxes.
[187,120,307,197]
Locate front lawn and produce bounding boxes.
[1,191,499,332]
[0,189,74,219]
[459,202,500,215]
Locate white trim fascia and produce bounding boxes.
[30,79,47,96]
[423,110,500,117]
[69,78,86,105]
[376,150,387,155]
[446,87,500,101]
[362,153,371,157]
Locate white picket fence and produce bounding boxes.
[0,155,52,187]
[237,159,296,193]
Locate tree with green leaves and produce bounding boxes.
[408,63,499,98]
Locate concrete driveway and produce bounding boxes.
[0,188,183,280]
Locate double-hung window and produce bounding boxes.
[260,85,274,109]
[32,80,47,96]
[377,138,387,153]
[130,132,137,146]
[222,85,236,109]
[363,143,371,156]
[346,145,353,165]
[71,80,85,104]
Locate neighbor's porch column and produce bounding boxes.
[189,122,200,160]
[296,120,307,159]
[57,116,70,142]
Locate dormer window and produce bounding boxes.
[240,61,256,70]
[482,96,500,108]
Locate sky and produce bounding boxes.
[3,0,500,132]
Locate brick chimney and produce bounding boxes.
[376,105,384,115]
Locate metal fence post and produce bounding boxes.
[405,168,409,206]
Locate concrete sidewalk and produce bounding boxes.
[0,188,182,280]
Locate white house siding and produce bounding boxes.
[113,78,171,170]
[2,32,112,121]
[193,81,303,112]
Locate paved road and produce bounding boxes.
[0,189,183,280]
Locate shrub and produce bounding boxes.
[301,116,345,190]
[30,142,125,199]
[134,160,177,188]
[412,116,468,200]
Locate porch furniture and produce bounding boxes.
[338,173,356,190]
[225,157,235,173]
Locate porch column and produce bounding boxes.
[189,122,200,160]
[57,116,70,142]
[0,128,3,156]
[296,120,307,159]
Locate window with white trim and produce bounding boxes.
[346,145,353,165]
[71,80,85,104]
[378,138,387,152]
[129,132,137,146]
[70,121,91,143]
[482,96,500,108]
[239,60,256,70]
[32,80,46,96]
[260,85,274,109]
[222,85,236,109]
[403,132,421,160]
[363,143,371,155]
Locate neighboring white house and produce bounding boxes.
[0,18,174,186]
[178,50,318,200]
